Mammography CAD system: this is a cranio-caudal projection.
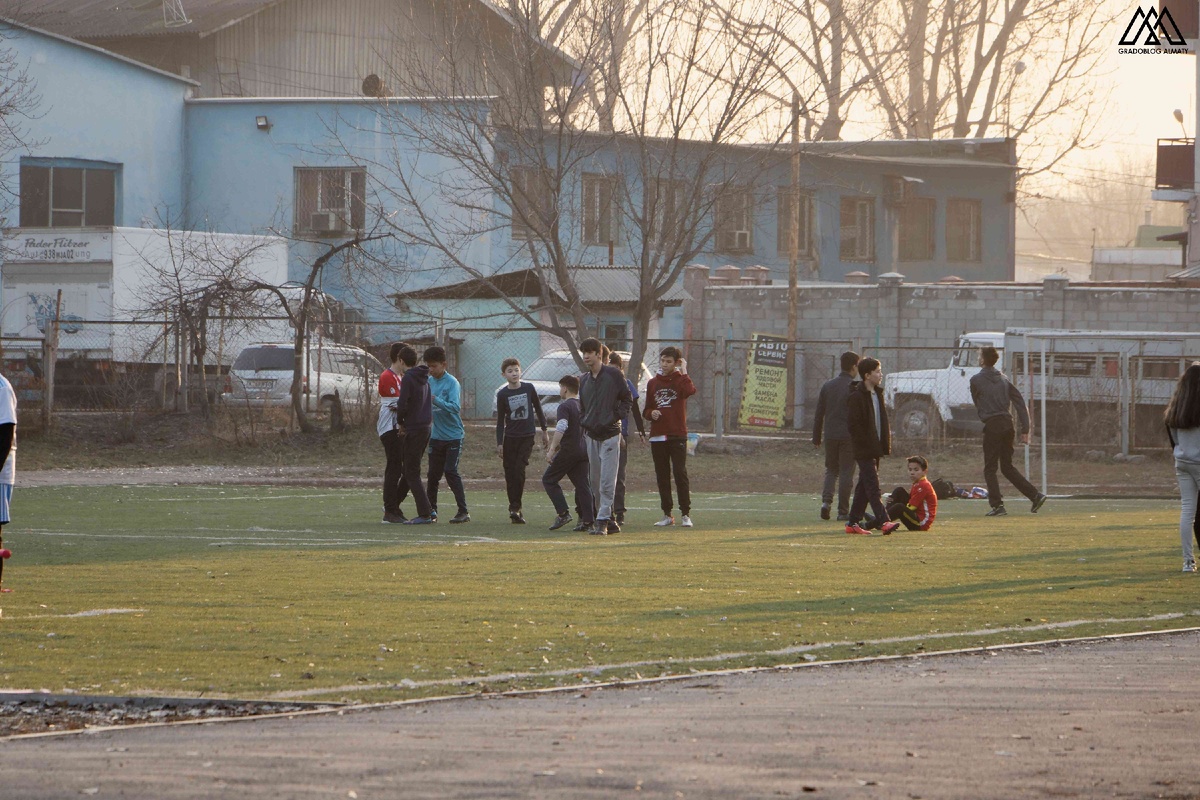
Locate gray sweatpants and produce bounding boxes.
[1177,461,1200,564]
[587,434,622,522]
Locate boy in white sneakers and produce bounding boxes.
[642,346,696,527]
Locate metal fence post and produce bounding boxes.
[714,335,726,442]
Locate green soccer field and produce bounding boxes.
[0,485,1195,703]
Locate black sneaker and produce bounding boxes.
[591,519,611,535]
[836,513,849,522]
[985,505,1008,517]
[382,512,407,524]
[1031,494,1047,514]
[549,513,573,531]
[572,521,594,532]
[449,511,471,524]
[862,514,879,531]
[606,519,622,535]
[510,512,526,524]
[820,504,831,520]
[616,513,625,524]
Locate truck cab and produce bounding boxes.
[884,332,1004,438]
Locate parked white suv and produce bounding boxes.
[490,349,651,419]
[222,341,383,411]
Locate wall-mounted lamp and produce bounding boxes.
[255,115,271,132]
[1174,108,1188,137]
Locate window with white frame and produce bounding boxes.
[776,187,813,257]
[294,168,366,236]
[20,162,117,228]
[839,195,875,262]
[714,186,754,254]
[582,173,620,246]
[898,197,935,261]
[645,178,688,246]
[509,166,555,240]
[946,198,982,262]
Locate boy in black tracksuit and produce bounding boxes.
[969,345,1046,517]
[394,344,435,524]
[543,374,594,531]
[495,356,549,523]
[812,350,860,521]
[845,356,899,535]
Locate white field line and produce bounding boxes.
[21,608,147,620]
[268,610,1200,699]
[17,529,501,545]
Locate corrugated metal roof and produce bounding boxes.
[0,1,287,38]
[402,266,690,305]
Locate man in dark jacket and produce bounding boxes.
[969,346,1047,517]
[579,337,633,535]
[394,344,436,524]
[812,351,859,521]
[845,357,899,535]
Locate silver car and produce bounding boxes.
[222,341,383,411]
[490,349,651,420]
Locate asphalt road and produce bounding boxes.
[3,631,1199,799]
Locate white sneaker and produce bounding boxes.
[654,515,675,526]
[1185,559,1197,573]
[680,515,693,528]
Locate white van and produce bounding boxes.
[222,341,383,411]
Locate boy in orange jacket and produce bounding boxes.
[878,455,938,531]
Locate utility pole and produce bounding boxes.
[786,90,801,428]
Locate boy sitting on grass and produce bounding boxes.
[870,455,938,532]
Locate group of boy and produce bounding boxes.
[379,338,696,535]
[813,346,1047,537]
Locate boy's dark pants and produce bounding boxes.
[981,416,1039,508]
[427,438,468,515]
[543,453,594,523]
[848,458,888,525]
[885,486,922,531]
[502,435,535,512]
[379,430,408,514]
[822,438,855,516]
[615,434,629,518]
[651,437,690,516]
[401,427,433,518]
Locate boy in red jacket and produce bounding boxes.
[879,455,938,531]
[642,346,697,527]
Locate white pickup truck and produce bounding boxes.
[883,331,1004,438]
[885,329,1200,442]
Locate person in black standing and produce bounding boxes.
[845,357,899,536]
[608,352,646,525]
[968,345,1047,517]
[495,357,549,523]
[394,344,436,525]
[543,374,594,532]
[812,350,859,521]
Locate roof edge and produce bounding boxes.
[0,17,199,87]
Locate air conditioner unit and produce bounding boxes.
[734,230,751,250]
[309,211,341,233]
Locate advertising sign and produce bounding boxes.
[737,333,789,428]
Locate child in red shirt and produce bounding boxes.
[884,455,938,531]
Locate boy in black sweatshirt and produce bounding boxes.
[395,344,435,524]
[845,357,899,536]
[495,357,549,523]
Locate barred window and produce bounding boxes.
[295,168,366,236]
[839,196,875,262]
[946,199,982,262]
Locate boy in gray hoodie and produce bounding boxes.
[968,346,1047,517]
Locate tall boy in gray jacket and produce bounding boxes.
[578,337,632,535]
[969,346,1047,517]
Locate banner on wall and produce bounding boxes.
[737,333,790,428]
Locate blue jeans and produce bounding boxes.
[427,438,468,515]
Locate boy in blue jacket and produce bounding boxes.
[424,346,470,524]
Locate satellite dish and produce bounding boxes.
[362,74,388,98]
[163,0,191,28]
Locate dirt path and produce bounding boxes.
[3,632,1198,799]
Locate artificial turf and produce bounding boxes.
[0,485,1195,702]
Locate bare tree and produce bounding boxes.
[844,0,1119,179]
[125,215,285,416]
[0,27,43,236]
[337,0,795,372]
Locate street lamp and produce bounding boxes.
[1174,108,1189,137]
